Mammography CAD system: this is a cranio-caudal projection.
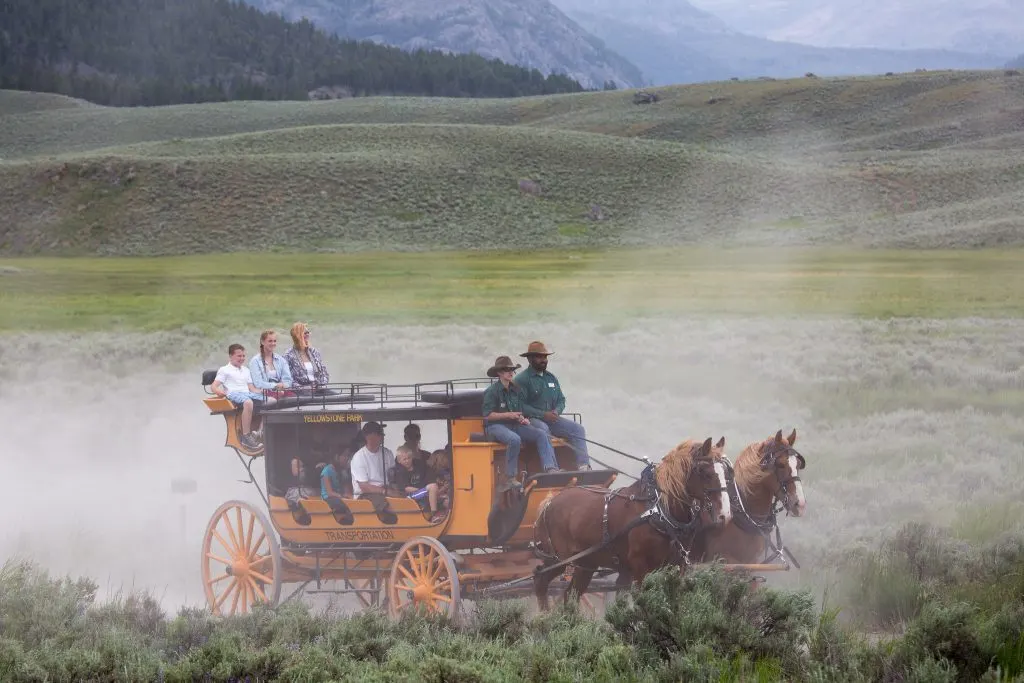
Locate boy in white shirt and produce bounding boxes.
[211,343,275,449]
[349,421,399,524]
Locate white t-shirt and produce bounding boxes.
[215,363,253,394]
[350,445,396,497]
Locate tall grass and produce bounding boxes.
[2,522,1022,682]
[2,248,1022,333]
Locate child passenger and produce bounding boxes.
[285,453,319,525]
[211,343,275,449]
[392,445,444,523]
[320,449,355,525]
[428,448,452,511]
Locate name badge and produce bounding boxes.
[548,382,556,388]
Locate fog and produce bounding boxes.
[2,317,1022,612]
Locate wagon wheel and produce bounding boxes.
[202,500,282,616]
[388,536,461,621]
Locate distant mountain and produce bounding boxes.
[243,0,646,89]
[0,0,586,107]
[553,0,1005,85]
[688,0,1023,57]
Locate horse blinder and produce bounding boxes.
[759,447,806,471]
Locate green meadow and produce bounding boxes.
[2,247,1023,332]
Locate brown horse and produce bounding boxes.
[690,429,806,565]
[532,436,733,611]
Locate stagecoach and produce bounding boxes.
[199,371,804,620]
[198,375,623,619]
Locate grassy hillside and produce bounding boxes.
[0,90,99,115]
[2,69,1023,255]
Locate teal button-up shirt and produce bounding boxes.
[482,380,527,424]
[514,367,566,418]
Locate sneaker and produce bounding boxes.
[333,509,354,526]
[240,434,260,450]
[289,503,312,526]
[429,511,447,524]
[578,464,592,471]
[544,467,563,474]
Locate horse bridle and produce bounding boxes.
[758,444,805,516]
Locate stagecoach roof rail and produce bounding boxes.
[257,377,499,412]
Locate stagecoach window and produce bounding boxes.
[263,422,361,496]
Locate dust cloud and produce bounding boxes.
[2,317,1022,612]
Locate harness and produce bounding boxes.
[720,444,805,568]
[524,459,727,584]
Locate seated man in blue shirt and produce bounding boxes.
[482,355,560,492]
[514,341,591,471]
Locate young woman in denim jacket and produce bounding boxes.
[249,329,295,398]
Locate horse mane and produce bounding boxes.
[733,437,774,499]
[655,439,714,505]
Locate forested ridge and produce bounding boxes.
[0,0,586,106]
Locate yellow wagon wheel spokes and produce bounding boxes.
[201,500,282,616]
[389,537,461,621]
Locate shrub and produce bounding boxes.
[979,602,1024,677]
[605,565,815,678]
[3,519,1022,683]
[887,602,992,682]
[841,523,973,627]
[470,599,530,642]
[806,604,883,682]
[0,559,97,649]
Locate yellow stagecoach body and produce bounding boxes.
[199,376,617,618]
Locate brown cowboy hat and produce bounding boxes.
[487,355,522,378]
[519,340,554,357]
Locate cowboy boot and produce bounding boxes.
[496,473,522,493]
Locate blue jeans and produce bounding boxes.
[485,422,558,476]
[530,416,590,467]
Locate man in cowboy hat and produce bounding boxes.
[482,355,560,492]
[514,341,591,470]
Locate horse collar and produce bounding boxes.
[728,476,778,536]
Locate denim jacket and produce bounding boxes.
[248,353,293,390]
[285,346,330,387]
